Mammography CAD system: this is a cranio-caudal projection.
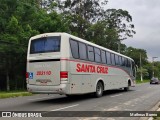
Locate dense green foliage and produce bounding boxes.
[0,0,158,91]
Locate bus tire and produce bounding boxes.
[95,82,103,98]
[124,86,129,91]
[124,81,131,91]
[66,94,74,98]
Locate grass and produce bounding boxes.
[153,112,160,120]
[153,116,160,120]
[136,79,150,84]
[0,90,32,99]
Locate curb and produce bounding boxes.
[139,101,160,120]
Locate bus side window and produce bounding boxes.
[101,50,106,64]
[106,51,111,65]
[115,55,119,65]
[126,59,131,68]
[88,45,94,62]
[94,47,101,63]
[111,53,115,65]
[122,57,125,66]
[70,39,79,59]
[79,42,87,60]
[125,58,128,67]
[128,59,131,68]
[119,56,122,66]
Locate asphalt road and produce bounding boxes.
[0,83,160,120]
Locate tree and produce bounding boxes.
[136,68,149,80]
[0,0,39,91]
[0,16,21,91]
[125,47,148,67]
[58,0,108,38]
[101,9,136,52]
[104,9,136,41]
[0,0,70,91]
[86,21,119,51]
[151,61,160,78]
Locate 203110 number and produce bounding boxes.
[36,71,51,75]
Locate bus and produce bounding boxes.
[26,32,136,97]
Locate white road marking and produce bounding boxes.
[28,96,54,100]
[124,109,132,111]
[124,101,132,105]
[110,94,123,98]
[51,104,79,111]
[81,117,102,120]
[107,106,121,111]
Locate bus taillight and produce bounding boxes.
[26,72,29,78]
[60,71,68,78]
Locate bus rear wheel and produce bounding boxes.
[66,94,76,98]
[95,82,103,98]
[124,81,131,91]
[124,86,129,91]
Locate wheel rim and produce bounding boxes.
[97,84,102,95]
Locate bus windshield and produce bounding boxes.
[30,36,60,54]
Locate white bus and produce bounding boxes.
[26,32,136,97]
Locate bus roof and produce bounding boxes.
[30,32,134,61]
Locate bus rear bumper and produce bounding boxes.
[27,84,69,94]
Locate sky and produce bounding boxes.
[107,0,160,61]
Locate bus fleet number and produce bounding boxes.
[36,71,51,75]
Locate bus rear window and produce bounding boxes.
[30,36,60,54]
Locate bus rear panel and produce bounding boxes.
[26,33,70,94]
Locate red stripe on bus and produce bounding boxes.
[60,58,132,79]
[61,58,108,67]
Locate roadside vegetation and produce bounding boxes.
[153,116,160,120]
[0,90,32,99]
[136,79,150,84]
